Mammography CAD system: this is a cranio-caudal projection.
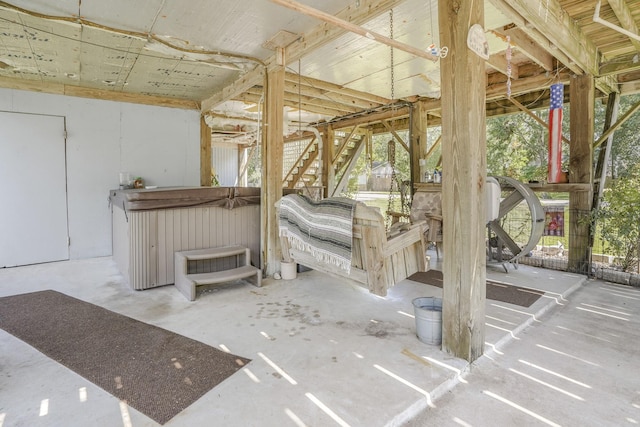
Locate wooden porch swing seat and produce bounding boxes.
[278,195,428,297]
[388,191,443,256]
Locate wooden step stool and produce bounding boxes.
[174,245,262,301]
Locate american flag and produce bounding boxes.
[548,83,564,183]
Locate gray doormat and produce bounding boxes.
[0,290,250,424]
[407,270,545,307]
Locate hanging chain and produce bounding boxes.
[389,9,394,101]
[386,139,397,228]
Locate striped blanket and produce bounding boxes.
[279,194,357,273]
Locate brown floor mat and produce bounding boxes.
[0,290,250,424]
[407,270,545,307]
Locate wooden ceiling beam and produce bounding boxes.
[269,0,439,62]
[202,0,400,112]
[234,92,351,117]
[285,0,407,65]
[201,66,265,112]
[486,71,571,101]
[247,87,361,114]
[599,0,640,52]
[0,76,199,110]
[489,0,597,74]
[326,105,410,130]
[600,51,640,76]
[500,26,554,71]
[284,80,382,110]
[284,72,390,105]
[486,54,520,79]
[491,0,599,76]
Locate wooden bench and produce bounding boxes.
[174,245,261,301]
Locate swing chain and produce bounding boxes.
[389,9,394,101]
[386,140,397,228]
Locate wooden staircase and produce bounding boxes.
[282,127,368,195]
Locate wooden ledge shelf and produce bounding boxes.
[414,182,591,193]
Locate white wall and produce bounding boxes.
[212,145,239,186]
[0,88,201,260]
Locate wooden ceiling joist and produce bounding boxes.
[328,105,411,131]
[201,66,265,112]
[486,54,520,79]
[269,0,439,63]
[285,72,390,105]
[284,80,382,110]
[234,91,352,117]
[501,26,554,71]
[599,51,640,76]
[202,0,399,112]
[598,0,640,52]
[496,0,600,76]
[284,0,407,65]
[487,0,584,75]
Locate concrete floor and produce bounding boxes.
[0,252,636,427]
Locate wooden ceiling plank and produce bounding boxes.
[497,0,599,75]
[598,0,640,51]
[488,0,586,75]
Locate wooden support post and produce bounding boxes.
[439,0,487,363]
[200,116,212,186]
[568,74,595,274]
[322,125,336,198]
[261,61,285,275]
[411,100,429,184]
[361,225,388,296]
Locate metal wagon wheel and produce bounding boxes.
[487,176,545,271]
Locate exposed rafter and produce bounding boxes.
[269,0,438,62]
[596,0,640,51]
[201,0,401,112]
[500,26,554,71]
[487,0,590,75]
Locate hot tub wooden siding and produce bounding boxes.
[111,187,260,290]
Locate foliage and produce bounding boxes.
[606,94,640,178]
[486,113,549,182]
[211,172,220,187]
[246,146,262,186]
[592,169,640,272]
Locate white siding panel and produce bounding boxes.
[114,204,260,290]
[213,146,238,186]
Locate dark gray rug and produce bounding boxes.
[0,290,250,424]
[407,270,545,307]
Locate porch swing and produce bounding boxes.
[276,9,429,296]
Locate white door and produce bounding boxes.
[0,111,69,267]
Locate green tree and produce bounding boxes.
[593,169,640,272]
[486,113,548,182]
